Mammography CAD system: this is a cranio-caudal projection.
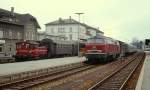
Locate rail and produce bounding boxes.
[88,52,145,90]
[0,63,95,89]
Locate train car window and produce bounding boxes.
[105,39,111,44]
[29,44,38,49]
[106,38,116,45]
[26,44,29,49]
[95,39,104,43]
[80,43,85,48]
[17,42,29,49]
[111,40,115,45]
[87,39,95,43]
[18,44,21,49]
[29,44,34,49]
[87,38,104,44]
[16,44,19,49]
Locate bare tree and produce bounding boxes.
[131,37,143,49]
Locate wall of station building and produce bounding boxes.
[0,39,22,56]
[24,22,38,41]
[45,24,97,41]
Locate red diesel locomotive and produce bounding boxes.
[15,41,48,60]
[85,36,120,62]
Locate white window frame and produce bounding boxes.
[51,28,54,33]
[58,27,65,33]
[9,29,13,39]
[0,28,3,38]
[69,27,72,33]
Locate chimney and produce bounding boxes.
[69,16,71,20]
[11,7,14,16]
[59,17,62,21]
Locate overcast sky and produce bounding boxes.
[0,0,150,42]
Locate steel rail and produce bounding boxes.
[0,63,86,87]
[88,52,144,90]
[119,53,145,90]
[1,64,95,90]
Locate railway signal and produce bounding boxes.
[145,39,150,45]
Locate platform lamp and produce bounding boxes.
[75,12,84,57]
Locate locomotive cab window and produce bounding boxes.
[87,38,104,44]
[95,39,104,44]
[16,42,30,49]
[30,44,38,49]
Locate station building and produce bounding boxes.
[0,7,40,55]
[45,17,104,41]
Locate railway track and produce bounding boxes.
[46,53,141,90]
[0,63,95,90]
[88,52,145,90]
[0,52,144,90]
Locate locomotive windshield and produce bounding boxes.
[16,42,30,49]
[87,38,104,44]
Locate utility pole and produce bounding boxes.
[75,13,84,57]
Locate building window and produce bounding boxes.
[86,30,91,36]
[51,28,54,33]
[26,33,29,40]
[0,28,3,38]
[69,34,72,40]
[79,35,82,39]
[58,27,65,33]
[81,29,85,33]
[46,36,49,38]
[26,33,28,39]
[9,30,13,39]
[9,45,12,51]
[59,35,66,38]
[17,32,21,39]
[31,33,34,40]
[69,27,72,33]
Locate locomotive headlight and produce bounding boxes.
[29,50,32,53]
[98,50,102,52]
[92,46,97,50]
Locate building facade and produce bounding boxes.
[45,17,104,41]
[0,7,40,55]
[38,32,67,41]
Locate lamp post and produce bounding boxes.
[75,12,84,57]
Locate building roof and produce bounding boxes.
[0,8,41,28]
[45,17,104,34]
[45,18,80,25]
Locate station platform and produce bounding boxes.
[136,51,150,90]
[0,56,86,76]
